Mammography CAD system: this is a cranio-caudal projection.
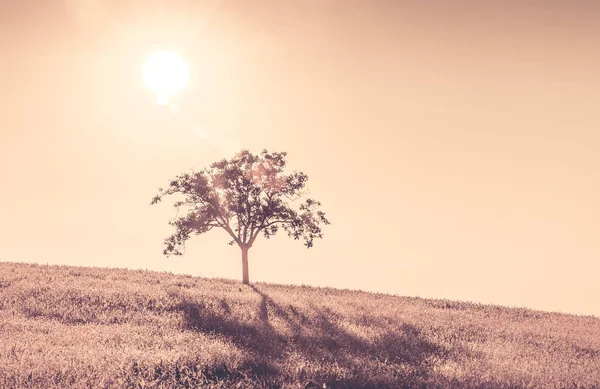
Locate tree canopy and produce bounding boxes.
[151,150,330,284]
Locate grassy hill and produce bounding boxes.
[0,262,598,389]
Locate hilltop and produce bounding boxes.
[0,262,598,388]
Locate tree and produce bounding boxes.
[151,149,330,285]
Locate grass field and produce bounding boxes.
[0,262,598,388]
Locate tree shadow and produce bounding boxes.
[177,285,449,388]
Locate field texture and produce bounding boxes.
[0,262,598,389]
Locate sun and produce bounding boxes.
[143,50,190,106]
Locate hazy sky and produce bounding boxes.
[1,0,599,317]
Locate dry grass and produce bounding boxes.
[0,262,598,389]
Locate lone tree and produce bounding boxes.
[151,150,330,284]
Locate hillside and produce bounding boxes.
[0,262,598,389]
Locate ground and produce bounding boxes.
[0,262,598,388]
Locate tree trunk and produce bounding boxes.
[241,246,250,285]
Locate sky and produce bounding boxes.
[1,0,599,317]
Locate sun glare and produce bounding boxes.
[143,51,190,106]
